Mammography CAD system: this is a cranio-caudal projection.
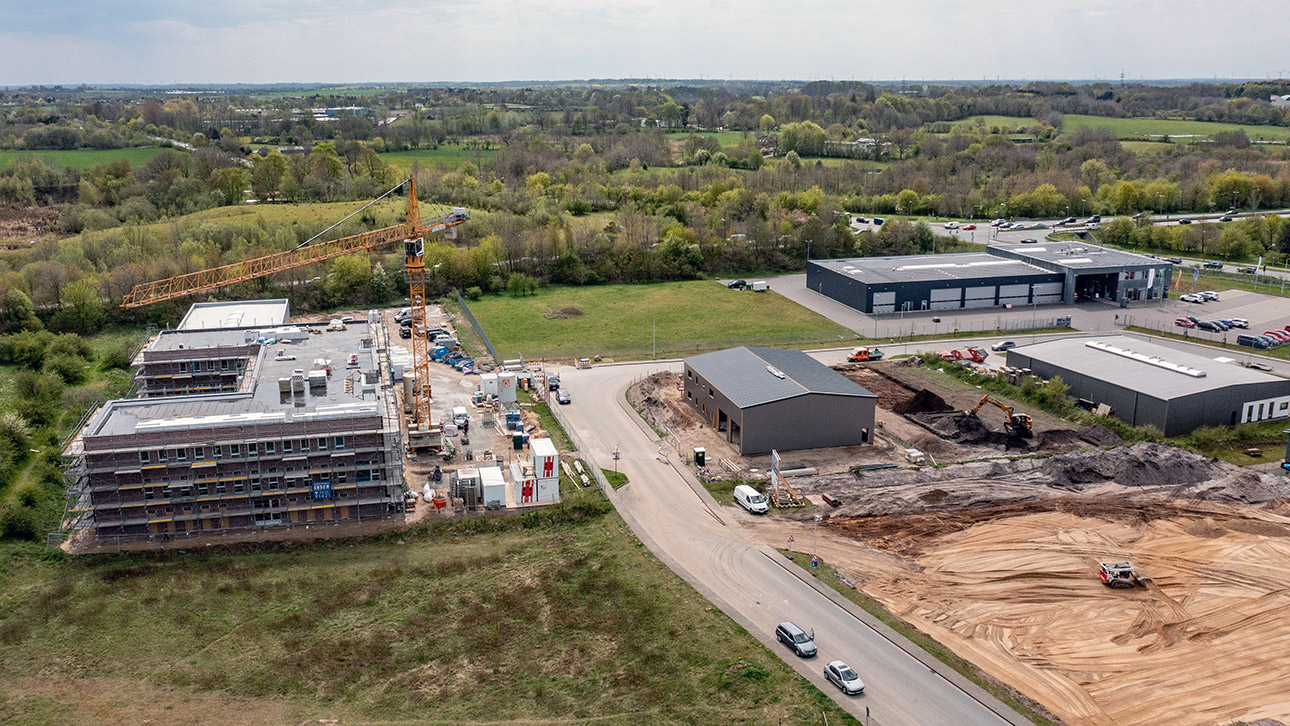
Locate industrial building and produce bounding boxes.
[807,242,1169,314]
[682,346,876,455]
[1005,335,1290,435]
[62,302,405,550]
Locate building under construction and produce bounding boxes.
[60,301,405,552]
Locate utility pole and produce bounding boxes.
[652,319,656,361]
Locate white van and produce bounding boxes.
[734,484,769,514]
[452,406,469,427]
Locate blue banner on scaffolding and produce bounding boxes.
[312,480,332,500]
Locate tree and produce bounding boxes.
[759,114,776,133]
[250,153,287,201]
[506,273,538,297]
[0,289,41,333]
[213,167,248,206]
[325,254,372,305]
[53,279,102,335]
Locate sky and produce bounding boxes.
[2,1,1288,85]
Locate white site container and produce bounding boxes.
[498,371,518,403]
[479,372,499,397]
[480,465,507,509]
[529,437,560,503]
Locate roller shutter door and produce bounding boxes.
[872,304,895,314]
[930,299,963,310]
[1032,282,1062,295]
[999,296,1029,307]
[965,285,996,300]
[929,288,961,302]
[999,283,1030,298]
[872,291,896,306]
[964,297,998,309]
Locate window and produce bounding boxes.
[265,441,276,455]
[198,484,209,496]
[139,451,151,466]
[282,440,292,454]
[220,359,229,371]
[214,446,223,459]
[235,359,245,371]
[336,471,347,484]
[230,444,241,458]
[250,478,262,492]
[216,483,227,495]
[370,469,382,481]
[317,437,327,451]
[355,470,372,483]
[267,477,280,490]
[176,448,187,462]
[182,505,192,512]
[300,439,309,453]
[233,481,244,494]
[177,361,188,374]
[158,449,168,463]
[194,446,206,460]
[248,442,258,457]
[144,487,155,501]
[333,436,345,450]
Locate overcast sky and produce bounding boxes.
[2,1,1287,86]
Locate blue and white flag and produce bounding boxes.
[1192,267,1200,283]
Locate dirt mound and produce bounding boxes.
[1076,424,1122,447]
[545,307,584,319]
[1035,428,1082,448]
[1044,443,1222,489]
[894,389,954,415]
[909,411,1030,450]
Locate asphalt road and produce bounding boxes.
[559,361,1020,726]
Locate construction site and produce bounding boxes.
[632,356,1290,725]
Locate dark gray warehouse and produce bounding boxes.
[807,242,1170,314]
[1005,335,1290,436]
[682,347,876,455]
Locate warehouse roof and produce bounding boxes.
[177,299,290,331]
[686,347,876,408]
[1007,335,1288,400]
[994,241,1160,270]
[811,253,1053,285]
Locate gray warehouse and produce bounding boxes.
[682,346,876,455]
[1005,335,1290,436]
[807,242,1169,314]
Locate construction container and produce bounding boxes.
[529,437,560,502]
[479,372,499,397]
[498,372,518,403]
[480,466,506,509]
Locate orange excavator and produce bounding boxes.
[969,394,1033,437]
[120,177,468,449]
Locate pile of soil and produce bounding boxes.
[1076,423,1122,447]
[545,307,584,319]
[893,389,954,415]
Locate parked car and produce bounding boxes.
[1178,218,1193,224]
[775,622,817,658]
[872,218,884,225]
[962,224,977,230]
[1237,334,1271,349]
[1239,267,1257,274]
[399,326,412,338]
[1210,320,1231,331]
[1245,361,1274,372]
[1179,294,1203,303]
[999,222,1014,229]
[1199,291,1219,301]
[1230,318,1249,328]
[1261,335,1282,348]
[1220,215,1235,222]
[824,660,865,695]
[991,340,1017,352]
[990,218,1005,227]
[556,389,571,405]
[1265,330,1290,343]
[1175,318,1196,328]
[944,221,960,229]
[1203,261,1223,269]
[1020,238,1038,244]
[853,216,868,224]
[393,306,412,323]
[1196,320,1221,332]
[727,279,748,290]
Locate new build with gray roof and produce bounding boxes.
[807,242,1170,314]
[682,346,876,455]
[1006,335,1290,435]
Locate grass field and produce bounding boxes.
[0,147,174,171]
[381,146,499,170]
[664,130,750,146]
[0,499,854,725]
[1061,114,1290,142]
[465,281,858,360]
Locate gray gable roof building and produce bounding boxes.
[682,347,876,455]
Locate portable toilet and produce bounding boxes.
[479,372,499,397]
[498,371,518,403]
[693,447,706,466]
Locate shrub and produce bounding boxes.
[99,340,134,370]
[506,273,539,297]
[44,355,88,385]
[0,503,40,541]
[465,286,483,301]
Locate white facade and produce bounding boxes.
[1241,395,1290,423]
[480,465,507,508]
[530,437,559,502]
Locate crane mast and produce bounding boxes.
[120,177,466,450]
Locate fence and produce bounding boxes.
[454,289,500,363]
[1117,313,1289,360]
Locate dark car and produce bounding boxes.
[1239,267,1256,274]
[1178,218,1192,225]
[727,279,748,290]
[1087,215,1102,223]
[1196,321,1221,332]
[1220,215,1235,222]
[873,218,885,225]
[853,216,869,224]
[1203,261,1223,269]
[1166,257,1183,264]
[399,326,412,339]
[1060,216,1077,225]
[775,621,817,658]
[1020,238,1038,244]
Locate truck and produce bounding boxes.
[1099,562,1140,589]
[847,346,884,362]
[951,347,989,363]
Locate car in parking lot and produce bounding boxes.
[1203,260,1223,269]
[1175,317,1196,328]
[1179,293,1203,303]
[727,279,748,290]
[853,216,868,224]
[872,218,884,225]
[1211,320,1231,330]
[399,326,412,338]
[991,340,1017,352]
[1196,320,1221,332]
[962,224,977,230]
[1237,334,1271,349]
[824,660,865,695]
[1239,267,1257,274]
[1198,291,1219,301]
[556,389,571,405]
[1265,330,1290,344]
[775,621,817,657]
[944,221,959,229]
[1230,318,1249,328]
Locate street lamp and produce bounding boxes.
[1157,192,1164,221]
[813,514,822,557]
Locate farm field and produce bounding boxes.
[465,281,857,360]
[0,500,853,726]
[663,130,750,146]
[1062,114,1290,141]
[0,147,174,170]
[381,146,499,170]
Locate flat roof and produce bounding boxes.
[994,242,1160,270]
[686,346,876,408]
[812,253,1052,285]
[1007,335,1288,399]
[177,299,290,331]
[90,320,383,437]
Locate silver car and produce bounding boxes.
[824,660,865,695]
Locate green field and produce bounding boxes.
[664,130,750,146]
[1061,114,1290,142]
[465,281,858,360]
[0,147,174,171]
[943,115,1043,132]
[0,498,853,725]
[381,146,499,170]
